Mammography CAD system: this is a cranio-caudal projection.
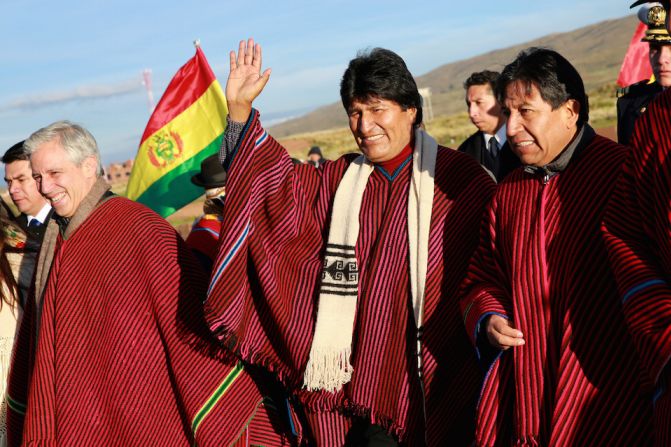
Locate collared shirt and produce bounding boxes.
[482,124,507,155]
[27,203,52,225]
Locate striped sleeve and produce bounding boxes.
[602,116,671,389]
[460,194,512,357]
[205,109,325,386]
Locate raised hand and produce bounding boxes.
[226,38,272,122]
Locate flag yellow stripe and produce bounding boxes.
[126,80,227,200]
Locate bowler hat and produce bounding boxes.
[191,154,227,188]
[308,146,322,156]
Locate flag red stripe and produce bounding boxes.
[140,47,216,144]
[617,21,653,87]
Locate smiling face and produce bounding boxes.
[4,159,48,216]
[466,84,505,134]
[30,139,98,218]
[504,80,580,167]
[649,43,671,87]
[347,97,417,163]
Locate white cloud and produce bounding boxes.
[1,77,143,112]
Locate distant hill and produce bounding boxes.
[269,14,637,138]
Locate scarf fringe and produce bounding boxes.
[303,347,353,392]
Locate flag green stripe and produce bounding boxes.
[192,361,244,436]
[132,135,222,217]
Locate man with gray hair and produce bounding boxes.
[5,121,295,446]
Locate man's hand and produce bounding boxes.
[226,38,272,123]
[485,315,525,350]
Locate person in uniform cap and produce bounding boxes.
[185,153,227,272]
[617,2,671,144]
[602,0,671,445]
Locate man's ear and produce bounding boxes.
[82,156,99,178]
[563,99,580,129]
[408,107,418,125]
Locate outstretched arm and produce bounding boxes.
[226,38,272,123]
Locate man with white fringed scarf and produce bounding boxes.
[205,38,495,446]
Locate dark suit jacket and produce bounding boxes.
[617,80,663,145]
[457,130,520,183]
[17,208,54,249]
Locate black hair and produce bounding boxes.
[2,141,28,164]
[463,70,500,92]
[340,48,423,125]
[495,47,589,125]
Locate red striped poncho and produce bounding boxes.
[205,110,496,444]
[461,133,653,446]
[6,195,294,446]
[602,88,671,446]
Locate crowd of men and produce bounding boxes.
[2,0,671,446]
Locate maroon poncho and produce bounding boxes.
[461,132,652,446]
[602,88,671,446]
[6,191,294,446]
[205,110,496,444]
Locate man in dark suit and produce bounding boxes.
[3,141,52,243]
[617,2,671,144]
[458,70,520,182]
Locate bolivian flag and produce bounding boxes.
[126,46,227,217]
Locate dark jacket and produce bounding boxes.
[457,130,520,183]
[617,80,663,145]
[17,208,54,250]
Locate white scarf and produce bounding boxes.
[303,128,437,392]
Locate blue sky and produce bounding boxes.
[2,0,633,165]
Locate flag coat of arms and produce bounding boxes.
[127,46,227,217]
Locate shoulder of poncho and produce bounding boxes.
[319,152,360,176]
[435,145,495,189]
[645,87,671,113]
[577,134,627,169]
[88,196,177,237]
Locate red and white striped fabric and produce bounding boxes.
[461,134,653,446]
[205,110,495,444]
[603,87,671,446]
